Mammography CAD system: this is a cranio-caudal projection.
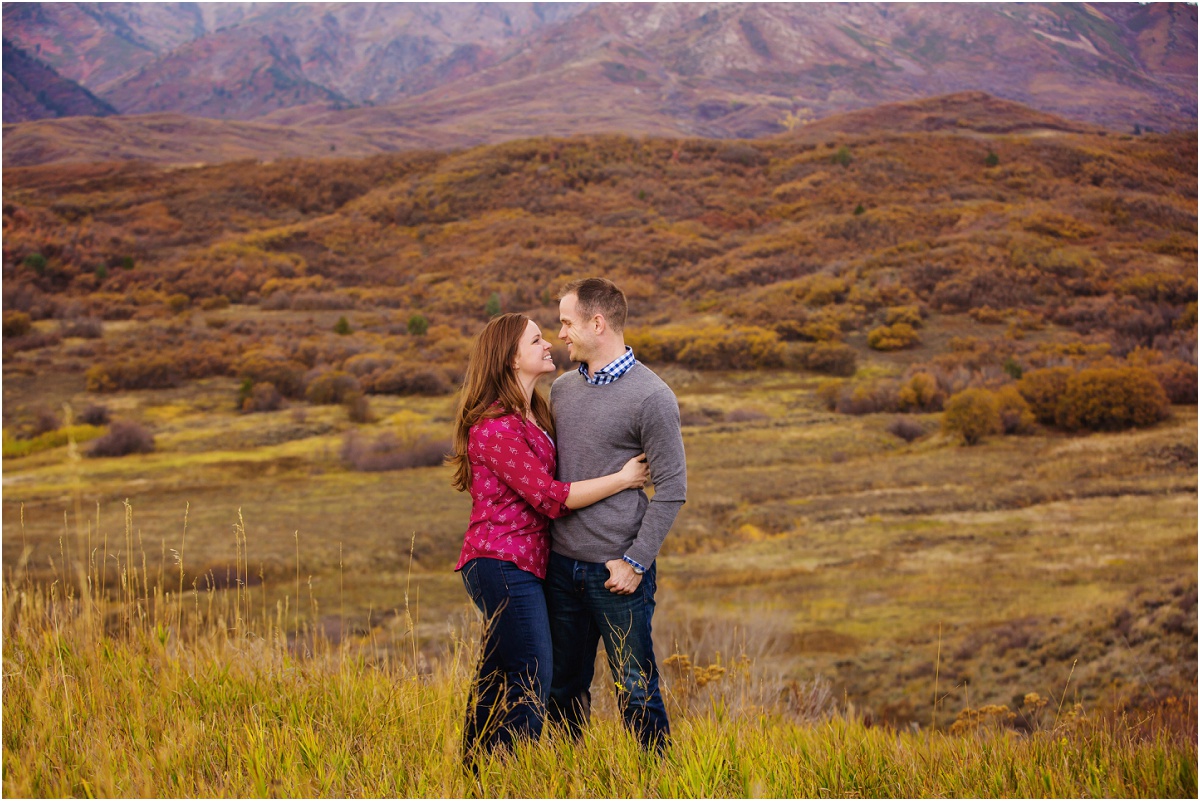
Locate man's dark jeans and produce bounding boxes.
[544,551,670,751]
[460,557,553,757]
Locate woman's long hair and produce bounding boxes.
[449,313,556,492]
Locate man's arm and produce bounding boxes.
[623,386,687,569]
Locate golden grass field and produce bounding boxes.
[4,331,1195,725]
[2,345,1196,796]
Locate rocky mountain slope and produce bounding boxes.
[2,2,1195,163]
[2,38,117,122]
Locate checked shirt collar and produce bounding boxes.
[578,346,636,386]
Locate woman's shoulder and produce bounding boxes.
[470,409,523,439]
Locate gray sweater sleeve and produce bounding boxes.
[625,386,687,568]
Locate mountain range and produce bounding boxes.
[3,2,1195,167]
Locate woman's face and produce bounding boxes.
[513,319,555,382]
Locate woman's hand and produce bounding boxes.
[619,453,650,489]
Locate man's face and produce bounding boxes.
[558,293,596,364]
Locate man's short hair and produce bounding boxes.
[560,277,628,332]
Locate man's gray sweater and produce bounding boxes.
[549,362,687,567]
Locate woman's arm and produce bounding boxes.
[563,454,648,510]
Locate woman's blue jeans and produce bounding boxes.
[459,557,553,757]
[544,551,670,752]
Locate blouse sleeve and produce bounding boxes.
[471,418,573,519]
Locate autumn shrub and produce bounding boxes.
[724,406,769,423]
[942,388,1002,445]
[304,370,360,405]
[867,323,920,351]
[788,342,857,376]
[887,415,927,442]
[675,326,785,370]
[897,372,944,413]
[200,295,230,311]
[835,379,900,416]
[345,391,373,424]
[368,364,452,396]
[78,403,111,426]
[883,305,923,328]
[1150,361,1197,405]
[994,385,1036,434]
[86,420,155,458]
[3,311,32,338]
[236,351,308,398]
[166,294,190,314]
[58,317,103,338]
[86,356,181,392]
[241,382,283,413]
[340,430,449,472]
[1056,367,1170,431]
[1017,367,1074,425]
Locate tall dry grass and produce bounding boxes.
[2,503,1196,798]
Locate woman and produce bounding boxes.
[449,312,648,758]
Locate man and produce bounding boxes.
[545,277,687,752]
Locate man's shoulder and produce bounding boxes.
[627,362,676,398]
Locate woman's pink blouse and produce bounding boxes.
[455,413,572,579]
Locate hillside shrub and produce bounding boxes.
[942,388,1002,445]
[236,351,308,398]
[166,294,190,314]
[3,311,32,338]
[333,316,352,335]
[1056,367,1170,431]
[1150,361,1197,405]
[884,306,923,328]
[1017,367,1074,425]
[790,341,857,376]
[341,430,448,471]
[677,326,785,370]
[897,372,944,412]
[407,313,429,336]
[86,356,181,392]
[368,364,452,396]
[86,420,155,458]
[345,391,374,424]
[867,323,921,351]
[836,379,899,416]
[887,415,927,442]
[994,385,1035,434]
[241,382,283,413]
[59,317,103,338]
[305,370,360,405]
[78,404,111,426]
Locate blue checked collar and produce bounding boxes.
[578,346,636,386]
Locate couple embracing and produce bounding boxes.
[448,277,687,759]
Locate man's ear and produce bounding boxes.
[592,313,607,335]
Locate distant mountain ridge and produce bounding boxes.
[2,2,1195,141]
[2,38,117,122]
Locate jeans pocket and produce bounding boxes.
[461,560,483,606]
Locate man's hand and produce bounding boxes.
[604,559,643,595]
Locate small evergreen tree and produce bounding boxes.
[407,313,429,336]
[486,292,502,318]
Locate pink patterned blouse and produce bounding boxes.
[454,411,572,579]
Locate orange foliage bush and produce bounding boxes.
[868,322,921,351]
[942,388,1002,445]
[1056,367,1171,431]
[1018,367,1075,425]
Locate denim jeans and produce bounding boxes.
[544,551,670,752]
[459,557,553,757]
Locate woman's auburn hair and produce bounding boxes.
[449,312,556,492]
